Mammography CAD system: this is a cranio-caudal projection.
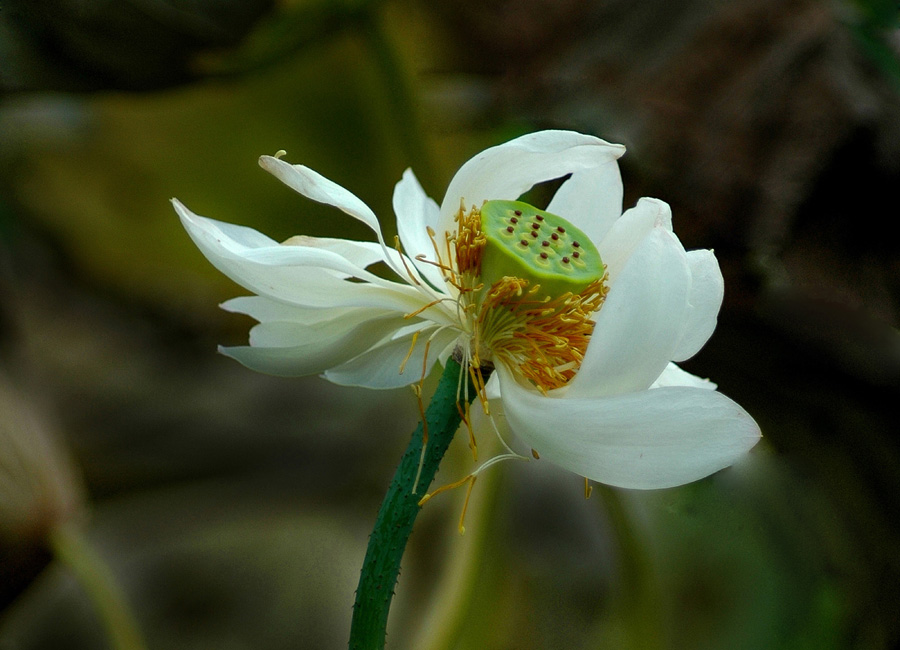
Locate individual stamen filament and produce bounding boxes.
[485,410,521,459]
[424,226,456,287]
[411,335,436,494]
[584,477,593,499]
[417,474,477,535]
[444,234,455,280]
[418,473,472,506]
[418,450,529,533]
[468,364,490,417]
[399,330,421,375]
[419,336,433,381]
[414,254,455,276]
[400,330,421,375]
[455,350,470,405]
[393,235,422,287]
[409,382,428,495]
[472,451,529,475]
[457,400,478,462]
[404,297,450,320]
[458,476,477,535]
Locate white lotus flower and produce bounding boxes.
[175,130,760,490]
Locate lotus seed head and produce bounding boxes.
[478,200,604,300]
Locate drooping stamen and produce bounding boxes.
[409,381,428,495]
[399,330,421,374]
[458,475,477,535]
[456,401,478,461]
[418,449,529,534]
[418,473,472,507]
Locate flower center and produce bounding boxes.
[479,200,604,300]
[454,200,608,393]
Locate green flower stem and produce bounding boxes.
[350,357,477,650]
[47,521,147,650]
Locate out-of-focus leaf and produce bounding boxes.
[194,0,374,78]
[6,32,417,321]
[0,0,273,92]
[845,0,900,89]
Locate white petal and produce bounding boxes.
[484,372,501,401]
[246,313,391,348]
[566,225,691,398]
[220,313,409,377]
[671,249,724,362]
[222,296,375,325]
[259,155,383,240]
[280,235,387,272]
[498,366,761,490]
[545,160,623,245]
[175,199,433,314]
[437,130,625,236]
[177,199,376,276]
[651,363,717,390]
[597,197,673,284]
[324,327,459,389]
[174,203,280,250]
[259,155,413,280]
[393,169,447,290]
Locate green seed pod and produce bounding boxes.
[478,200,604,299]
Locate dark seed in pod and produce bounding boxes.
[540,252,548,259]
[506,226,514,233]
[557,226,566,233]
[531,222,540,229]
[551,233,559,241]
[541,241,550,247]
[530,231,539,238]
[510,217,518,224]
[520,239,529,246]
[535,215,544,221]
[514,210,522,216]
[572,241,580,248]
[572,251,580,258]
[562,256,570,263]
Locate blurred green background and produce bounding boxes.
[1,0,899,648]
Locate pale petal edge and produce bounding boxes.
[566,225,691,398]
[499,366,761,490]
[671,249,724,362]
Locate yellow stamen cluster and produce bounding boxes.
[475,275,607,392]
[454,201,487,291]
[451,203,608,394]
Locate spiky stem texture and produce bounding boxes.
[349,357,476,650]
